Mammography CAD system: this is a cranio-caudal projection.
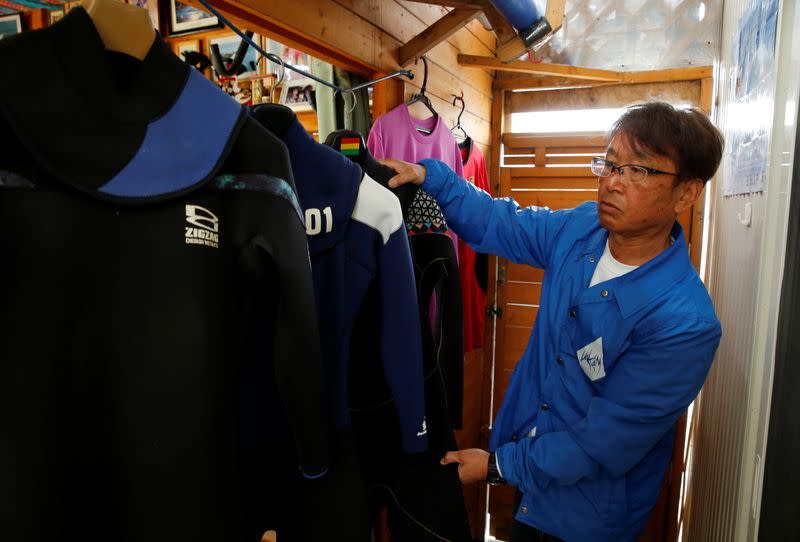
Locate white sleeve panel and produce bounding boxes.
[350,173,403,245]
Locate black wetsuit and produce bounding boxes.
[0,9,327,542]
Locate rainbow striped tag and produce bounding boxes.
[339,137,361,156]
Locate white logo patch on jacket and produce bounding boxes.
[577,337,606,381]
[185,205,219,248]
[417,418,427,437]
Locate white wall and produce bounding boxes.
[685,0,800,540]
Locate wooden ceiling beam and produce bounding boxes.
[620,66,713,83]
[494,75,613,91]
[494,66,714,90]
[459,54,623,81]
[403,0,489,9]
[545,0,566,32]
[481,3,517,44]
[399,8,481,66]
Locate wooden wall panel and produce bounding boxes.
[404,60,491,123]
[199,0,494,165]
[507,81,703,113]
[327,0,494,143]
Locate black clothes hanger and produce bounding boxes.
[451,93,469,142]
[209,30,254,78]
[324,128,420,220]
[406,57,437,128]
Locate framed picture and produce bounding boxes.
[0,13,22,40]
[49,9,65,25]
[128,0,160,32]
[174,38,201,62]
[263,38,310,81]
[279,76,315,112]
[170,0,218,34]
[208,34,261,79]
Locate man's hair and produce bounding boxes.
[608,102,725,184]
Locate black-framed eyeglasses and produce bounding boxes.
[590,157,682,184]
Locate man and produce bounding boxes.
[381,102,724,542]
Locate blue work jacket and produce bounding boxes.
[420,159,721,542]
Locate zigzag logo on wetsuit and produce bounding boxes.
[185,205,220,248]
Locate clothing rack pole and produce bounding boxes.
[196,0,414,92]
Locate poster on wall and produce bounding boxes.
[723,0,779,196]
[170,0,218,34]
[208,35,261,77]
[0,13,22,39]
[262,39,310,81]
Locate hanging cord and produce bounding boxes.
[369,484,454,542]
[196,0,414,93]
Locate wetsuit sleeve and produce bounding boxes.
[379,225,429,452]
[254,198,329,477]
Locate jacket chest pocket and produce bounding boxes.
[566,305,629,384]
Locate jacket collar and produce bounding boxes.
[577,221,695,318]
[0,7,244,202]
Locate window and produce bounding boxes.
[511,107,626,134]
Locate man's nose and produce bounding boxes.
[603,168,625,190]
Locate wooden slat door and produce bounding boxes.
[486,133,697,541]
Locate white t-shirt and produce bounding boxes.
[589,240,639,287]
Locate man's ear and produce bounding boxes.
[675,178,704,214]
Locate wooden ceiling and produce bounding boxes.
[10,0,713,91]
[0,0,68,15]
[399,0,565,65]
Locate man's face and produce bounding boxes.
[597,134,684,237]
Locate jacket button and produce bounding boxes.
[601,289,609,297]
[556,356,564,365]
[569,309,576,318]
[541,403,549,411]
[589,256,596,263]
[521,506,528,514]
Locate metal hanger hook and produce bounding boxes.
[344,89,358,117]
[270,54,286,104]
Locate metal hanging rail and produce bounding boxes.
[196,0,415,93]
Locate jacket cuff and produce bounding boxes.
[495,441,553,491]
[419,158,452,197]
